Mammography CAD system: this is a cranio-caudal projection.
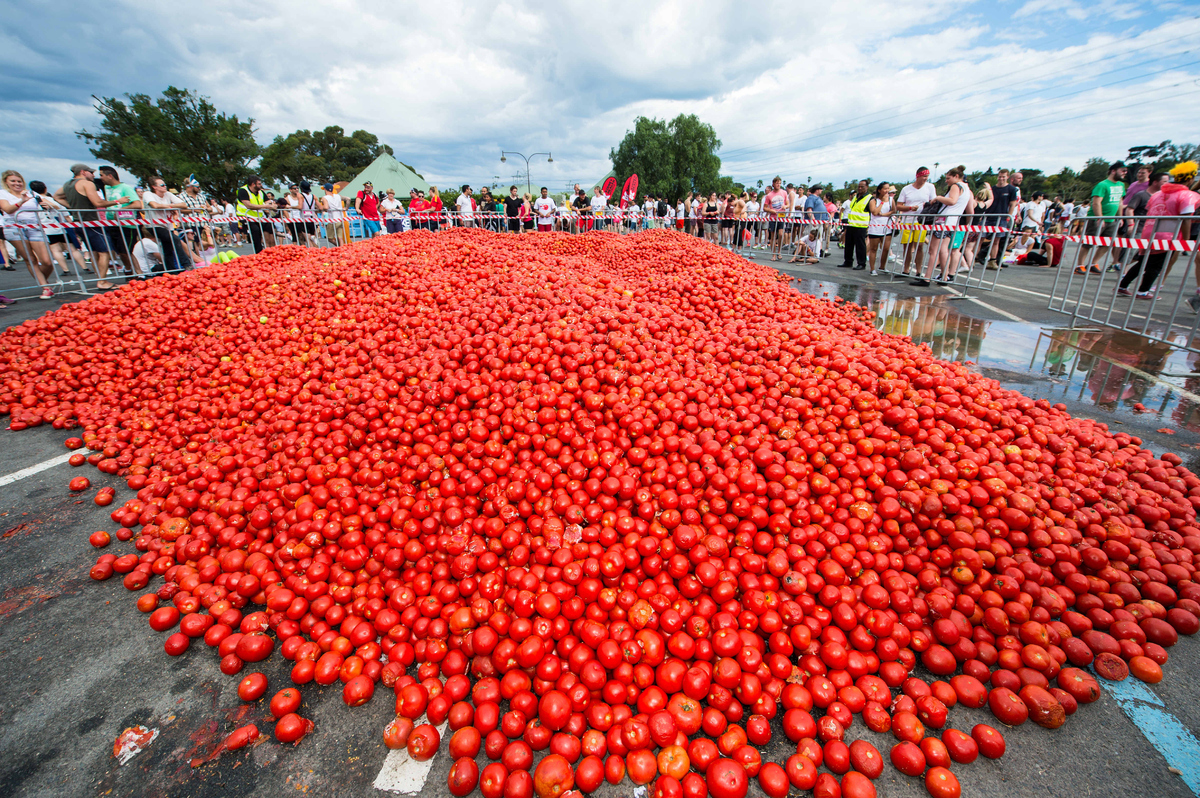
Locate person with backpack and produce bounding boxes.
[913,166,970,286]
[355,181,381,237]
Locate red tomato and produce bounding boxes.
[481,763,509,798]
[925,766,961,798]
[343,675,374,707]
[757,763,788,798]
[533,753,575,798]
[274,713,313,744]
[237,673,268,702]
[407,724,441,762]
[942,729,978,764]
[848,740,882,779]
[223,724,260,751]
[575,756,604,794]
[269,688,302,719]
[448,758,480,797]
[705,759,747,798]
[383,718,414,750]
[890,741,926,777]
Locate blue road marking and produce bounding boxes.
[1096,669,1200,795]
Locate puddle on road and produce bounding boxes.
[790,276,1200,439]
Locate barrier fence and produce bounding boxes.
[1044,213,1200,353]
[6,204,1196,344]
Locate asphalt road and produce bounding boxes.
[0,236,1198,798]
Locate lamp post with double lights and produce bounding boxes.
[500,151,553,196]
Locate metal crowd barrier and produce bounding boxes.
[1045,213,1200,353]
[870,213,1021,295]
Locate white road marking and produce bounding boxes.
[0,453,74,489]
[374,720,448,794]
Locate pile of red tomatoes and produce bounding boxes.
[2,228,1199,798]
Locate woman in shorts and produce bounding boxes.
[30,181,87,278]
[703,193,720,243]
[866,182,894,276]
[0,170,56,297]
[520,193,534,232]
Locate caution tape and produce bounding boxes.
[6,212,1195,252]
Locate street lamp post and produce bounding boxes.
[501,151,553,195]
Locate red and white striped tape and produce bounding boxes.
[6,212,1195,252]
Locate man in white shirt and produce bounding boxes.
[320,183,346,246]
[1016,191,1050,250]
[456,185,476,228]
[132,231,163,274]
[534,187,556,232]
[895,167,937,275]
[1060,200,1074,232]
[590,187,608,230]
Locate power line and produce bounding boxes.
[749,80,1200,181]
[726,59,1200,177]
[718,25,1200,159]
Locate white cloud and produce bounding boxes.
[0,0,1194,194]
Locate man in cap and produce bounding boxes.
[896,167,937,276]
[235,174,277,253]
[54,164,124,289]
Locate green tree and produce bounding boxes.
[1079,157,1110,186]
[77,87,259,199]
[258,126,402,186]
[610,114,722,201]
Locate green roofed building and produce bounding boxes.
[338,154,431,198]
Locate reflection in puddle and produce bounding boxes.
[788,277,1200,437]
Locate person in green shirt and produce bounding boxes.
[1075,161,1127,274]
[99,167,143,276]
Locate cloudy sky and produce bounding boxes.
[3,0,1199,193]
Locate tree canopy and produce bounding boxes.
[77,87,259,200]
[610,114,729,200]
[258,126,406,186]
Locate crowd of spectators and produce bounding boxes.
[2,160,1197,308]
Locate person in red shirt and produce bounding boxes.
[355,181,381,237]
[408,189,427,231]
[428,186,444,232]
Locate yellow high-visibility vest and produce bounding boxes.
[236,185,265,218]
[847,194,871,228]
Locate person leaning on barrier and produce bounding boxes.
[99,167,142,276]
[54,163,121,289]
[29,181,87,279]
[145,177,191,272]
[355,181,382,238]
[896,167,936,276]
[319,183,345,247]
[236,175,277,254]
[381,189,404,234]
[182,179,213,257]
